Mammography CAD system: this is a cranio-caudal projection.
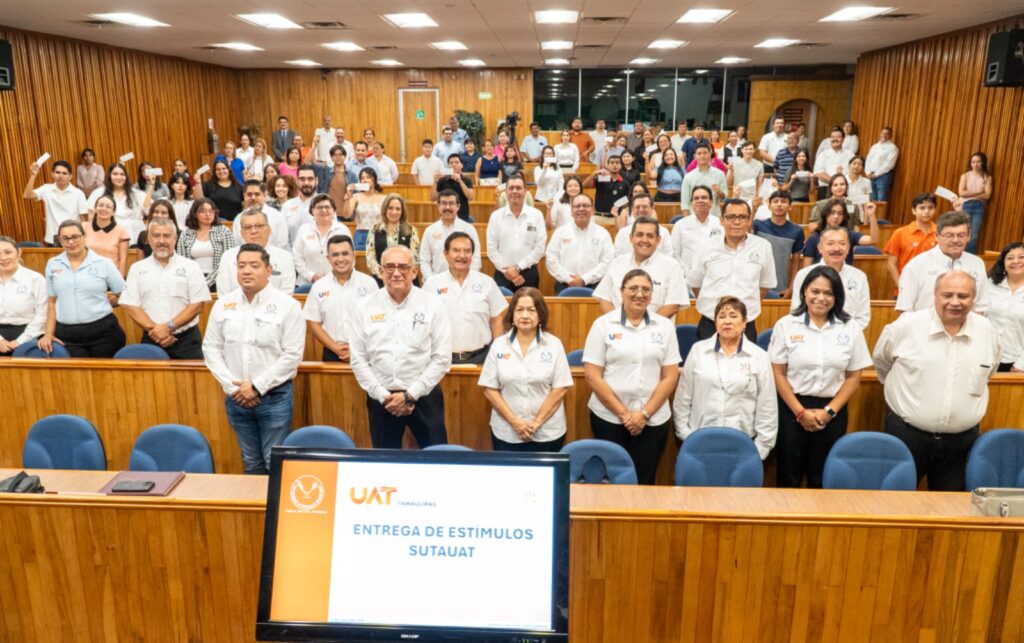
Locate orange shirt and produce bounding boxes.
[569,130,594,158]
[883,221,937,272]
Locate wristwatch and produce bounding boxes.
[824,405,837,419]
[641,408,650,421]
[167,319,178,331]
[403,392,415,406]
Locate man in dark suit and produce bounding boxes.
[272,115,296,161]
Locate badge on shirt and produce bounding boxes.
[563,237,573,244]
[370,313,386,322]
[175,268,186,277]
[527,226,537,232]
[847,281,857,290]
[540,351,553,362]
[651,332,664,344]
[749,252,760,263]
[318,289,330,299]
[16,285,28,295]
[436,287,449,295]
[471,283,483,293]
[496,352,511,360]
[433,233,442,241]
[608,333,622,341]
[836,333,851,346]
[789,334,805,343]
[413,312,426,328]
[87,265,101,276]
[265,303,277,314]
[357,287,368,296]
[224,302,237,310]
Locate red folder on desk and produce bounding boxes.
[98,471,185,496]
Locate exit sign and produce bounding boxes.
[478,91,492,100]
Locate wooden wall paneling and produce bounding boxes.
[746,79,853,144]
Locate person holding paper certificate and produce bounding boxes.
[727,141,764,205]
[343,168,387,231]
[845,157,872,204]
[23,158,89,245]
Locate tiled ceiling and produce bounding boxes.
[2,0,1022,68]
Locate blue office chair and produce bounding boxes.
[675,324,698,366]
[566,349,585,366]
[675,427,764,487]
[822,432,917,490]
[466,215,475,223]
[756,329,773,352]
[966,429,1024,490]
[498,286,514,297]
[424,444,473,451]
[561,440,637,484]
[853,245,882,255]
[294,283,313,295]
[669,214,684,224]
[876,218,891,225]
[558,286,594,297]
[17,241,44,248]
[765,290,782,299]
[129,424,214,473]
[353,229,369,251]
[113,344,170,360]
[12,341,71,358]
[23,414,106,470]
[282,425,356,449]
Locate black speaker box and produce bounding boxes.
[0,40,14,91]
[984,29,1024,87]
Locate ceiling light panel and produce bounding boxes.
[631,57,659,64]
[649,40,687,49]
[541,41,574,50]
[535,10,579,24]
[236,14,302,29]
[372,59,404,66]
[545,58,570,65]
[382,13,438,28]
[458,59,486,66]
[716,56,750,63]
[212,42,264,51]
[677,9,734,23]
[322,42,364,52]
[755,38,800,48]
[286,59,321,66]
[820,6,894,21]
[90,13,168,27]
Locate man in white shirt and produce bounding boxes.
[203,243,305,474]
[545,193,615,292]
[411,140,443,186]
[865,126,899,202]
[680,143,727,217]
[789,227,871,329]
[303,235,378,362]
[424,232,507,364]
[313,114,336,164]
[348,245,453,448]
[121,218,211,359]
[486,176,546,292]
[589,119,609,164]
[280,166,317,244]
[613,194,673,257]
[596,215,688,318]
[330,128,355,162]
[671,185,724,272]
[873,270,1000,490]
[217,209,296,295]
[813,130,854,198]
[433,127,463,163]
[232,180,289,249]
[897,211,989,315]
[22,160,89,245]
[371,142,400,186]
[758,118,788,167]
[419,190,482,280]
[670,121,692,154]
[688,199,777,340]
[519,122,548,162]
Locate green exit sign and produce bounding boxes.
[415,110,425,120]
[478,91,492,100]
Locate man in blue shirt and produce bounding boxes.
[345,141,379,177]
[433,127,463,162]
[773,132,801,184]
[448,116,468,146]
[681,122,710,166]
[752,190,804,298]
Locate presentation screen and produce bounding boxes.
[256,448,570,642]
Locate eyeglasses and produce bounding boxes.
[59,234,83,243]
[571,204,592,210]
[623,286,652,295]
[240,224,267,232]
[313,204,334,211]
[939,232,969,241]
[722,214,751,222]
[382,264,413,274]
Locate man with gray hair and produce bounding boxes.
[120,217,211,359]
[896,210,989,314]
[217,209,296,294]
[873,270,1000,490]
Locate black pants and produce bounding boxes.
[366,386,447,449]
[494,265,540,292]
[997,362,1015,373]
[589,411,670,485]
[323,347,343,362]
[696,316,758,342]
[55,313,126,358]
[553,281,599,294]
[141,325,203,359]
[0,324,25,354]
[452,345,490,365]
[654,191,680,203]
[776,395,848,488]
[885,410,978,491]
[492,434,565,452]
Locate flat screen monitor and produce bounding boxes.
[257,447,570,642]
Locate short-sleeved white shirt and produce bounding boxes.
[302,271,379,343]
[670,213,724,272]
[119,253,212,332]
[594,252,689,314]
[687,234,777,320]
[545,221,615,286]
[34,183,88,243]
[896,246,990,314]
[423,270,508,352]
[768,314,873,397]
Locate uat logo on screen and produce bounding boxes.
[289,474,325,512]
[350,486,398,505]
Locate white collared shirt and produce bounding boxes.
[485,205,547,271]
[348,287,453,402]
[0,266,47,344]
[673,336,778,459]
[757,131,787,159]
[865,140,899,176]
[545,221,615,285]
[280,196,315,246]
[583,308,681,425]
[423,270,508,352]
[374,155,400,185]
[613,224,674,257]
[119,253,211,332]
[896,246,990,314]
[813,147,854,177]
[411,156,443,186]
[553,143,579,170]
[769,314,872,397]
[202,284,305,396]
[34,183,88,243]
[987,278,1024,369]
[479,330,574,443]
[873,309,999,433]
[688,234,777,320]
[418,218,482,280]
[291,221,352,285]
[231,204,290,250]
[790,262,871,330]
[216,245,296,295]
[595,252,689,314]
[670,213,724,272]
[314,127,336,162]
[302,271,379,343]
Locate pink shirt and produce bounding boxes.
[278,163,299,178]
[84,220,130,267]
[687,158,728,173]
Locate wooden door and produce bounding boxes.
[398,89,439,162]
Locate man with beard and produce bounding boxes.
[280,165,317,245]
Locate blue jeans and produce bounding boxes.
[871,171,894,202]
[225,380,294,474]
[962,199,985,254]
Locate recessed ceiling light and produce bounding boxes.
[431,41,467,50]
[649,39,686,49]
[236,13,302,29]
[459,59,486,66]
[677,8,734,23]
[631,57,659,65]
[372,59,404,66]
[211,42,264,51]
[716,56,750,64]
[544,58,570,65]
[694,69,709,74]
[541,41,574,50]
[611,78,623,82]
[820,6,894,21]
[322,41,365,52]
[552,70,563,75]
[646,88,656,93]
[756,38,800,48]
[382,13,438,28]
[286,59,321,66]
[535,10,579,24]
[659,83,669,87]
[90,13,168,27]
[622,69,635,75]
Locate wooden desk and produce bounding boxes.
[1,470,1022,642]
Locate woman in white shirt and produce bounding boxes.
[534,146,564,206]
[166,173,194,229]
[769,266,872,487]
[841,120,859,155]
[673,296,777,461]
[987,242,1024,372]
[246,138,274,181]
[479,288,574,452]
[548,175,582,230]
[0,236,47,354]
[88,163,147,243]
[845,156,872,204]
[583,269,681,484]
[553,131,580,173]
[236,132,255,169]
[292,194,353,286]
[727,140,764,204]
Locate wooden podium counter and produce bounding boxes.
[0,470,1022,642]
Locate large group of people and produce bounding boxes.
[2,113,1017,489]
